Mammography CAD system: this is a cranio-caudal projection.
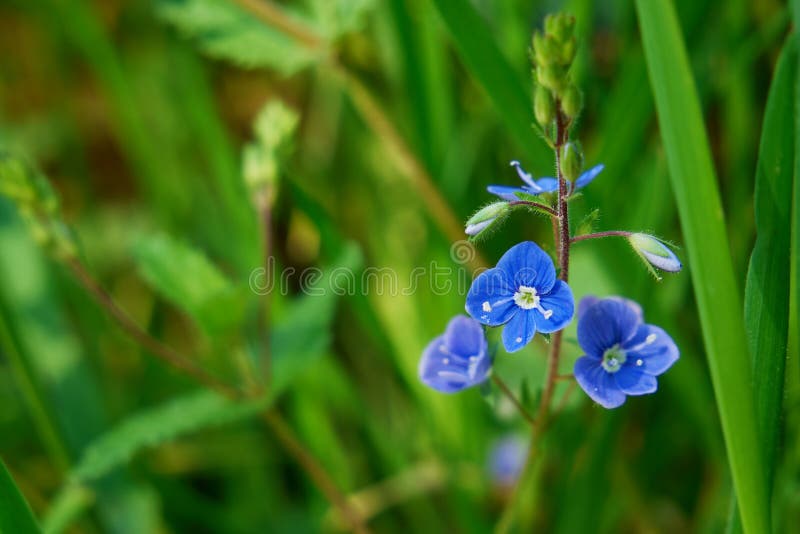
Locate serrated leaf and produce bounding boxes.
[132,232,246,335]
[72,390,269,482]
[157,0,320,75]
[0,459,41,534]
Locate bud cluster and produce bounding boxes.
[0,154,77,259]
[532,13,582,129]
[243,101,299,208]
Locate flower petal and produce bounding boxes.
[444,315,486,359]
[532,177,559,192]
[622,324,679,376]
[495,241,556,293]
[487,185,529,201]
[575,164,604,189]
[614,364,658,395]
[501,310,537,353]
[534,280,574,333]
[510,160,538,188]
[577,295,600,320]
[574,356,626,408]
[577,299,641,358]
[418,335,467,393]
[465,268,517,326]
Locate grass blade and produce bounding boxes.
[430,0,551,172]
[0,459,41,534]
[745,35,796,488]
[635,1,769,532]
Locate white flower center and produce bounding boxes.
[513,285,553,319]
[601,345,627,373]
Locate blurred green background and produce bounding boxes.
[0,0,796,532]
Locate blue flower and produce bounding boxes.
[488,436,528,486]
[419,315,490,393]
[573,296,679,409]
[487,160,604,201]
[465,241,574,353]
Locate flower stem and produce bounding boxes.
[495,107,572,534]
[492,375,536,426]
[507,200,558,217]
[571,230,632,243]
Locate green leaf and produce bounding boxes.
[745,35,796,489]
[0,459,41,534]
[72,390,269,482]
[156,0,320,75]
[635,1,770,533]
[430,0,551,172]
[41,484,93,534]
[132,232,246,335]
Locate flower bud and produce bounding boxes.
[560,36,577,66]
[545,13,575,44]
[561,84,582,118]
[560,142,583,182]
[534,86,555,127]
[538,64,565,92]
[628,233,682,273]
[465,202,509,237]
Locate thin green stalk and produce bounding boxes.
[635,1,770,532]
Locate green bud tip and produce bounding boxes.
[465,202,509,236]
[534,85,555,126]
[560,142,583,182]
[561,85,582,118]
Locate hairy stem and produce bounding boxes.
[571,230,632,243]
[508,200,558,217]
[495,108,572,534]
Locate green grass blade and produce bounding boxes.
[430,0,551,172]
[745,35,796,488]
[635,1,769,533]
[0,459,42,534]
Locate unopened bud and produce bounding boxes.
[465,202,509,237]
[538,64,565,92]
[628,233,682,273]
[560,37,577,66]
[534,86,555,127]
[561,85,582,118]
[560,142,583,182]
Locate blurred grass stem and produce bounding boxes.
[63,257,371,534]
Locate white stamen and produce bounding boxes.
[482,301,492,312]
[442,358,449,364]
[645,333,657,344]
[513,285,553,319]
[515,337,522,343]
[636,359,643,366]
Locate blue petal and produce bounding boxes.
[575,164,604,189]
[577,295,600,319]
[532,177,559,192]
[574,356,626,408]
[419,335,468,393]
[622,324,679,376]
[510,160,538,188]
[495,241,556,293]
[577,299,641,358]
[614,364,658,395]
[534,280,574,333]
[465,268,517,326]
[501,310,537,353]
[444,315,486,359]
[487,185,529,201]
